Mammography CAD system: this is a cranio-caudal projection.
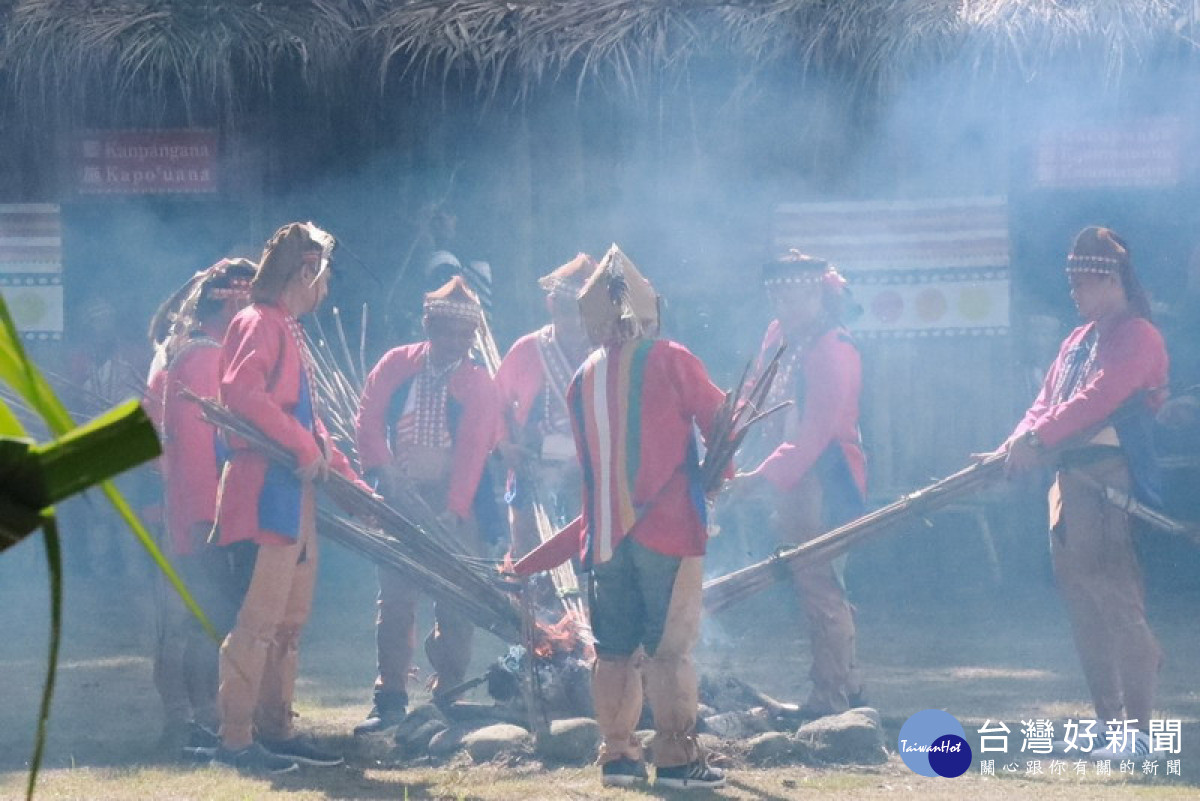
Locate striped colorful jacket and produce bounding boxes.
[514,338,725,573]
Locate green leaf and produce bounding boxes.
[33,400,161,504]
[0,395,28,438]
[27,510,62,801]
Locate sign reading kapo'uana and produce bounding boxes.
[74,129,217,195]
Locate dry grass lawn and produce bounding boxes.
[2,525,1198,800]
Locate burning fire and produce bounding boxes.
[533,610,594,663]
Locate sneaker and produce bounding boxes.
[601,756,649,788]
[260,734,344,767]
[187,722,219,748]
[182,722,220,759]
[655,758,727,790]
[213,743,299,774]
[353,692,407,736]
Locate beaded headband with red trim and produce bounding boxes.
[423,298,483,325]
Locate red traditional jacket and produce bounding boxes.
[495,326,577,433]
[514,339,725,574]
[213,303,360,547]
[356,341,501,520]
[160,329,223,555]
[744,320,867,498]
[1011,313,1168,448]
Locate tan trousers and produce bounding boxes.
[774,472,861,713]
[592,555,703,767]
[218,486,317,748]
[376,565,475,695]
[1050,456,1163,728]
[375,462,479,697]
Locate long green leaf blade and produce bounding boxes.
[26,511,62,801]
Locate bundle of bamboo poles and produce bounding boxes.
[189,391,523,642]
[700,345,789,493]
[476,315,589,635]
[702,452,1007,615]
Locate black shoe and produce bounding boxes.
[353,691,407,736]
[260,735,343,767]
[655,759,727,790]
[214,743,298,774]
[187,722,220,750]
[182,722,220,760]
[601,756,649,788]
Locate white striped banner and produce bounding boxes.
[772,196,1010,335]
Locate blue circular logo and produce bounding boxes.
[898,709,972,778]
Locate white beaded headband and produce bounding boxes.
[1066,254,1121,275]
[424,299,483,324]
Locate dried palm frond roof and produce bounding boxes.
[1,0,1196,121]
[1,0,372,123]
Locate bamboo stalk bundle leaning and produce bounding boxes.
[476,315,589,633]
[188,391,523,642]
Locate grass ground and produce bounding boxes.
[2,523,1199,800]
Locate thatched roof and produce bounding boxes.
[0,0,1196,123]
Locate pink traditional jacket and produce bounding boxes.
[514,339,725,574]
[159,328,224,555]
[743,320,867,498]
[213,303,360,547]
[356,342,501,520]
[1009,312,1168,503]
[1010,313,1168,448]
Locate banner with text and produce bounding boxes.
[74,129,218,194]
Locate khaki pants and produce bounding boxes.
[218,486,317,749]
[1050,455,1162,728]
[773,472,861,713]
[590,538,703,768]
[374,456,480,698]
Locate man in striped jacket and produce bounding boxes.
[514,245,727,790]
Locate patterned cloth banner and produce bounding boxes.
[772,196,1010,337]
[0,204,63,340]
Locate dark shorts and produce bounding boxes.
[589,537,682,659]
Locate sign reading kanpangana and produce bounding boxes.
[73,129,218,194]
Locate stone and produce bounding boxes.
[795,708,887,764]
[398,719,448,756]
[394,704,448,747]
[536,717,600,764]
[745,731,796,765]
[701,709,773,740]
[428,725,471,758]
[463,723,534,763]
